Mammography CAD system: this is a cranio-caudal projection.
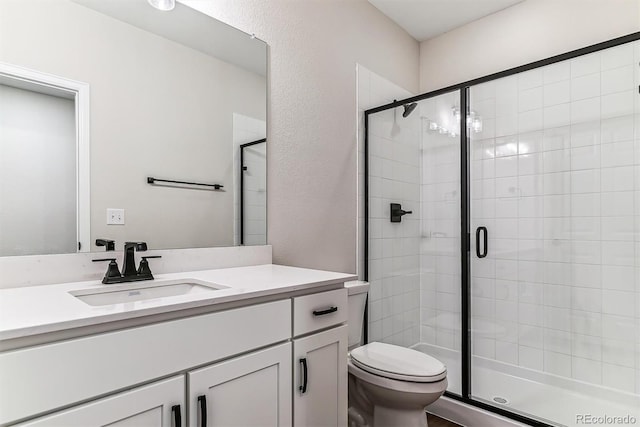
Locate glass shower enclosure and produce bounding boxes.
[364,34,640,426]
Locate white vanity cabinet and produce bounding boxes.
[292,289,348,427]
[293,326,348,427]
[188,343,292,427]
[0,286,350,427]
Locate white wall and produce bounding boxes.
[0,0,266,252]
[183,0,420,274]
[420,0,640,92]
[0,85,77,256]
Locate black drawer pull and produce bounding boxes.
[299,358,308,394]
[197,395,207,427]
[312,306,338,316]
[171,405,182,427]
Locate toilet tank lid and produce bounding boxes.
[344,280,370,295]
[351,342,446,379]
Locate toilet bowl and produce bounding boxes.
[345,282,447,427]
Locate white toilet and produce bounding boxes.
[346,281,447,427]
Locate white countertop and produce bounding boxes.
[0,264,356,341]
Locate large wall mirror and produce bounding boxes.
[0,0,267,256]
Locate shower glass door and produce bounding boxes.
[366,90,462,396]
[418,90,463,396]
[469,40,640,426]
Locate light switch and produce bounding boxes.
[107,208,125,225]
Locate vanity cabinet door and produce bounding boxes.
[293,325,348,427]
[188,342,292,427]
[16,376,184,427]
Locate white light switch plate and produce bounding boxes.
[107,208,125,225]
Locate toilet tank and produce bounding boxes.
[345,281,370,349]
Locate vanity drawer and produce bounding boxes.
[293,288,347,336]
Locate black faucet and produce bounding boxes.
[93,241,161,284]
[122,242,148,278]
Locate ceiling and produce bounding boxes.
[368,0,525,41]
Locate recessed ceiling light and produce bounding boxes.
[148,0,175,11]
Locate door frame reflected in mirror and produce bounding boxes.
[0,62,91,255]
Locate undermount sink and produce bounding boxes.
[70,279,227,306]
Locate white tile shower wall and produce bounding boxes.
[242,142,267,245]
[419,92,462,352]
[357,65,421,348]
[469,41,640,394]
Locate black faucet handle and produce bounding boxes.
[92,258,122,284]
[137,255,161,278]
[95,239,115,251]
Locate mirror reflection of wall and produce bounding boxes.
[0,84,77,256]
[0,0,267,256]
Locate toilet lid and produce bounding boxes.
[350,342,446,383]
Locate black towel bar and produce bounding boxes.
[147,177,223,190]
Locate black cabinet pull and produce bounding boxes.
[171,405,181,427]
[299,358,308,394]
[476,226,488,258]
[312,306,338,316]
[197,395,207,427]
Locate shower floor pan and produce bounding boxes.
[413,343,640,427]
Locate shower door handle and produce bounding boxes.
[476,226,488,258]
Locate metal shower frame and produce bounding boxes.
[363,31,640,426]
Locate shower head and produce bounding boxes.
[402,102,417,118]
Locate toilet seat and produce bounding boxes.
[350,342,446,383]
[348,359,448,395]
